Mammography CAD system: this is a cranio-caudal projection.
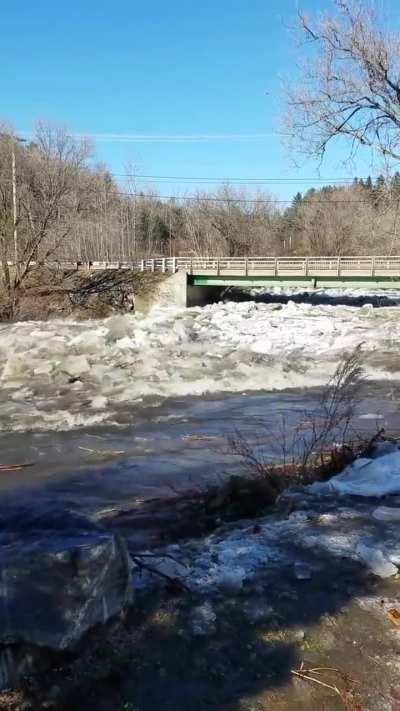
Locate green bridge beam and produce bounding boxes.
[190,275,400,290]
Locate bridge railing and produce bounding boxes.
[12,256,400,277]
[175,256,400,277]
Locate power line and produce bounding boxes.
[111,172,379,185]
[115,191,374,205]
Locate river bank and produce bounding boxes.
[3,456,400,711]
[0,268,165,322]
[0,293,400,709]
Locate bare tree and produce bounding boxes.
[283,0,400,165]
[15,122,92,286]
[228,346,365,486]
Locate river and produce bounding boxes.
[0,294,400,522]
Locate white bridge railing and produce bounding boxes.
[43,256,400,278]
[21,256,400,277]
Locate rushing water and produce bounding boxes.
[0,295,400,518]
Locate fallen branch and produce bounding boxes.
[291,663,365,710]
[131,554,191,594]
[0,463,35,471]
[291,666,341,695]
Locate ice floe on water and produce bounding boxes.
[0,299,400,431]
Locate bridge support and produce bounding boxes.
[134,271,225,313]
[135,270,188,313]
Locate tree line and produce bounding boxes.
[1,120,400,296]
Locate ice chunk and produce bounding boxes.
[62,355,91,377]
[33,362,54,376]
[115,336,135,350]
[250,338,270,354]
[217,567,246,594]
[309,452,400,497]
[90,396,107,409]
[69,331,105,353]
[372,507,400,522]
[106,315,132,340]
[356,543,398,578]
[359,413,384,420]
[1,356,31,380]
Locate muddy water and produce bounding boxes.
[0,381,399,521]
[0,297,400,520]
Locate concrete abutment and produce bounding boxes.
[135,271,224,313]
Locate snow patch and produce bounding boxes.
[308,452,400,497]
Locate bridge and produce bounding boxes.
[73,255,400,308]
[80,255,400,286]
[42,255,400,308]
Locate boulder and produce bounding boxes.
[0,507,133,689]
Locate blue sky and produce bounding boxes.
[1,0,394,201]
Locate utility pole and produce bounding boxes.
[0,133,26,277]
[11,141,18,273]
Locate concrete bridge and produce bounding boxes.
[82,255,400,285]
[47,255,400,308]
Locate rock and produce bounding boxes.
[190,602,217,637]
[0,507,132,690]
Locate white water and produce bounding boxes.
[0,299,399,432]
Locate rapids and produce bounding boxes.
[0,299,399,433]
[0,297,400,522]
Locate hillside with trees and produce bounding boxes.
[2,120,400,303]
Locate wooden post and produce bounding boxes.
[162,258,166,273]
[172,257,177,272]
[245,258,248,276]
